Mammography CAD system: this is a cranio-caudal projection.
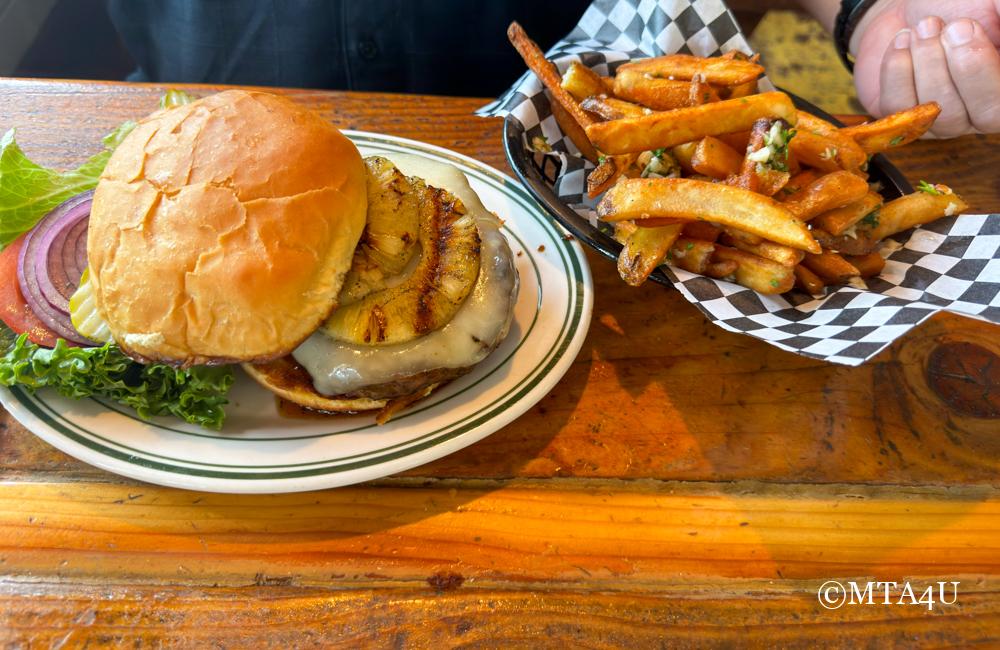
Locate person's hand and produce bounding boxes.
[852,0,1000,136]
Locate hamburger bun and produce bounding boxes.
[87,89,367,366]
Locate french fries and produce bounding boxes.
[549,97,600,162]
[810,227,879,256]
[586,153,637,198]
[783,171,870,221]
[670,237,717,274]
[794,264,825,295]
[841,102,941,154]
[869,185,968,240]
[691,136,743,179]
[561,61,608,102]
[505,30,968,298]
[586,92,798,154]
[803,251,861,283]
[845,252,886,278]
[712,245,796,294]
[718,233,805,267]
[618,53,763,86]
[597,178,820,253]
[778,169,821,201]
[617,223,684,286]
[580,96,649,120]
[682,221,722,242]
[789,129,866,174]
[613,68,694,110]
[507,22,597,161]
[690,79,721,106]
[811,191,882,236]
[794,112,867,173]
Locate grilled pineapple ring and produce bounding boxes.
[338,157,421,304]
[322,175,482,346]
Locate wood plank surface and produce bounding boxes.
[0,78,998,647]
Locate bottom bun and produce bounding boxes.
[242,356,471,423]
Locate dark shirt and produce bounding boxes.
[108,0,591,95]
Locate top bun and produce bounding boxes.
[88,90,367,366]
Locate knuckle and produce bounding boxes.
[970,104,1000,133]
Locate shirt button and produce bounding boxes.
[358,38,379,60]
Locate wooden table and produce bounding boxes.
[1,79,998,647]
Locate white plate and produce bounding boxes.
[0,132,593,494]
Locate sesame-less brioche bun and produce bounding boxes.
[87,90,367,366]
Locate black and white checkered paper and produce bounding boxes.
[479,0,999,365]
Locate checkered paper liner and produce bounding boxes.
[478,0,999,365]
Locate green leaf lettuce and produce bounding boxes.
[0,323,234,430]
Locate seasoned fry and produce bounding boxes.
[734,118,793,195]
[669,237,716,274]
[721,227,763,246]
[597,177,820,253]
[586,91,798,154]
[719,233,805,267]
[803,251,861,283]
[789,129,866,174]
[777,169,821,201]
[783,171,870,221]
[549,97,600,162]
[869,185,968,240]
[718,130,751,152]
[705,260,739,278]
[682,221,722,242]
[618,223,684,286]
[691,136,743,179]
[613,68,693,110]
[587,153,638,198]
[507,22,596,159]
[671,141,698,173]
[580,96,649,121]
[810,226,879,256]
[561,61,608,102]
[845,252,886,278]
[727,79,757,99]
[811,191,882,236]
[841,102,941,154]
[794,264,826,295]
[712,245,796,293]
[795,112,867,173]
[619,53,764,86]
[690,79,721,105]
[635,217,687,227]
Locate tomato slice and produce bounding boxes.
[0,234,60,347]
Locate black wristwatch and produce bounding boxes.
[834,0,882,71]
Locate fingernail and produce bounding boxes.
[944,19,975,46]
[893,29,911,49]
[916,16,942,39]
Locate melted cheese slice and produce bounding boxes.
[293,154,519,396]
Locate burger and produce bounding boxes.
[82,89,518,421]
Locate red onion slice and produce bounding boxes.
[62,217,89,286]
[17,191,95,345]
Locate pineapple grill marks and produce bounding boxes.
[322,157,482,346]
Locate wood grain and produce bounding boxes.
[1,481,996,585]
[3,582,997,649]
[0,79,998,647]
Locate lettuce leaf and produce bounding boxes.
[159,89,196,109]
[0,120,136,249]
[0,323,233,430]
[0,89,196,250]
